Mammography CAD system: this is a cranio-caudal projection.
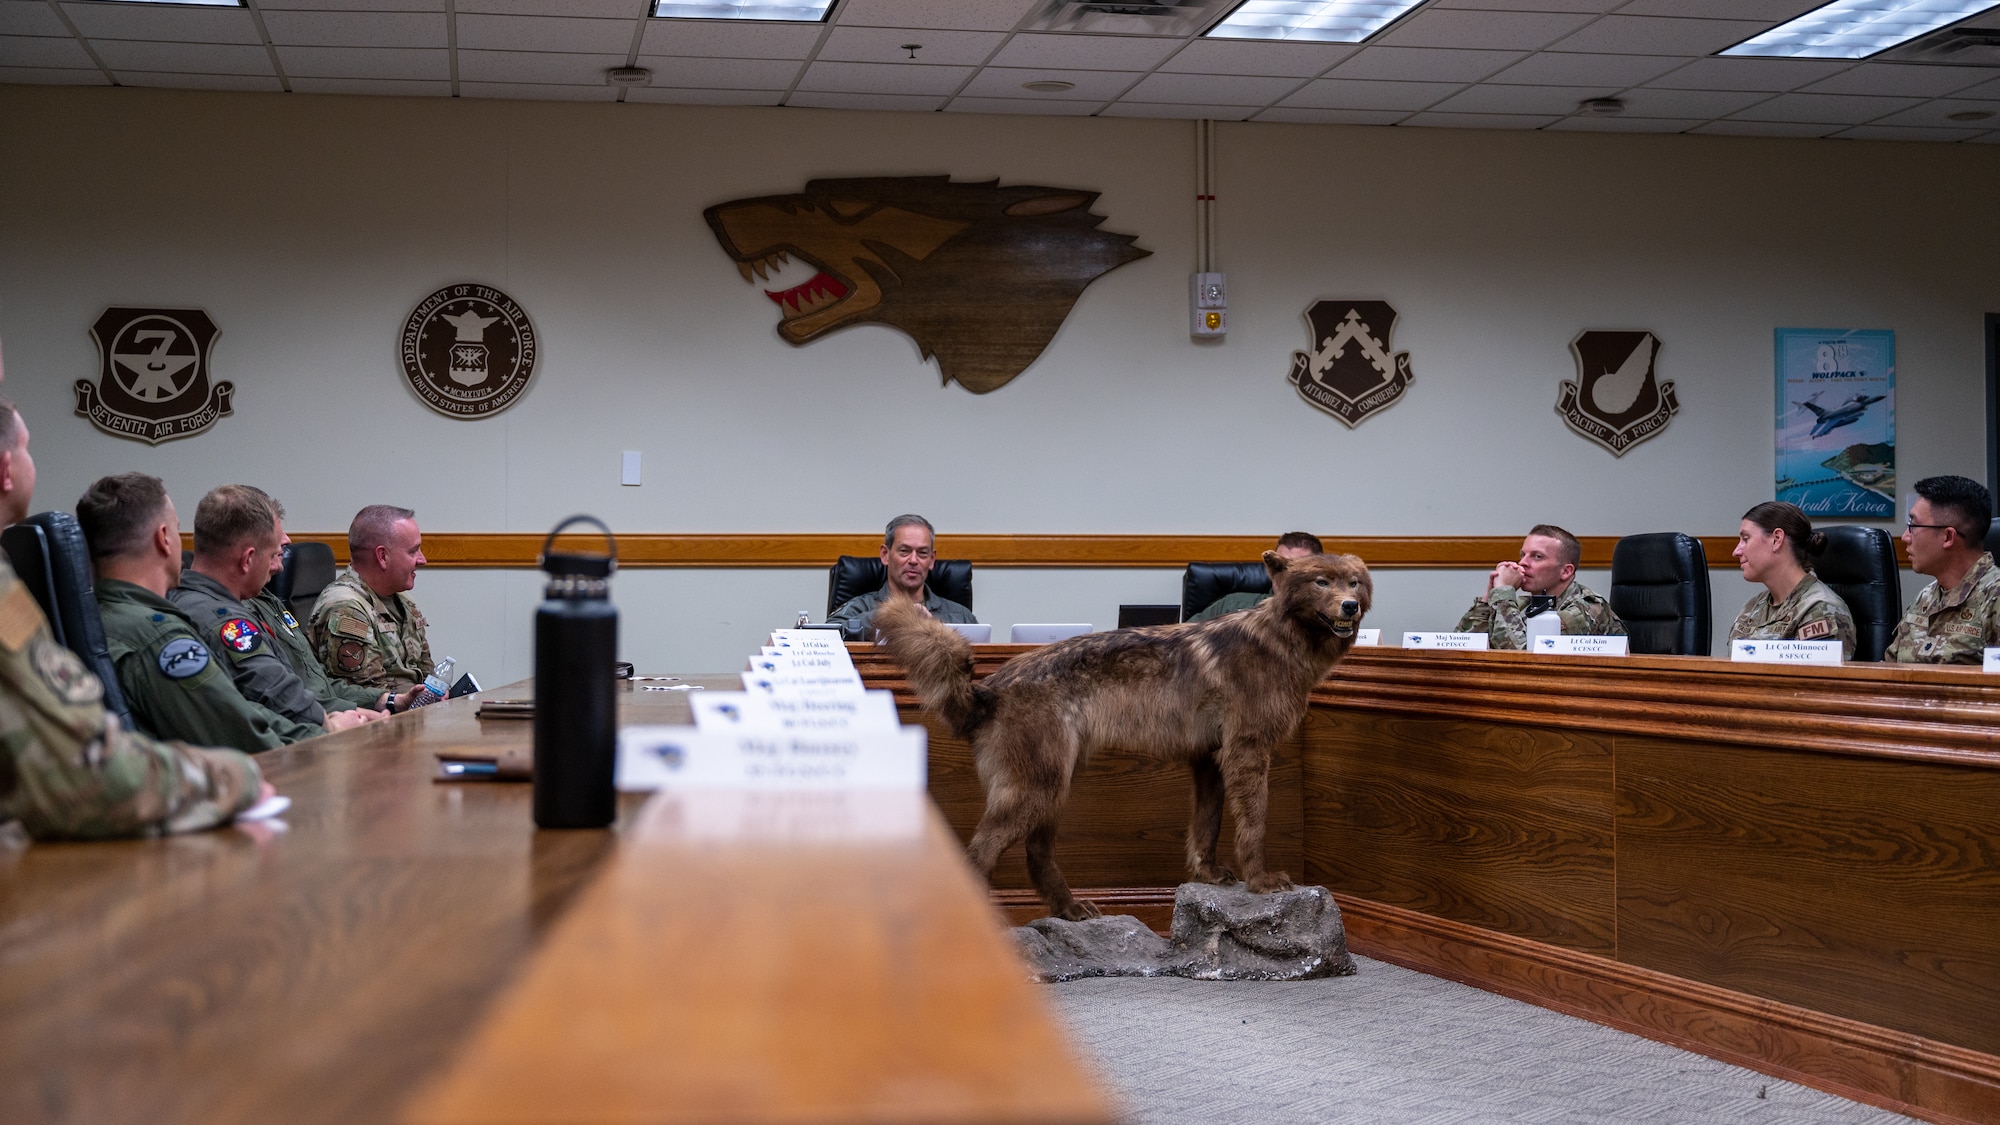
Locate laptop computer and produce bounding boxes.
[1117,604,1180,629]
[944,623,992,643]
[1010,623,1093,644]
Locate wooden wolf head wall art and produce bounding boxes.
[703,176,1150,394]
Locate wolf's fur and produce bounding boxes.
[877,551,1372,920]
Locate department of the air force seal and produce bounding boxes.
[76,308,231,444]
[1557,330,1678,457]
[399,284,537,418]
[1287,300,1415,428]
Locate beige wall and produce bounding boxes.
[3,86,1993,678]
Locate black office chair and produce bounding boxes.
[1985,522,2000,558]
[1609,532,1711,656]
[826,556,973,619]
[1182,561,1272,621]
[267,540,338,622]
[1815,526,1900,662]
[0,511,133,726]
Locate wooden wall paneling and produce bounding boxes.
[1302,708,1617,953]
[1615,735,2000,1057]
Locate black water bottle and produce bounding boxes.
[533,515,619,829]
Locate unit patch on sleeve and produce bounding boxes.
[32,638,105,705]
[336,639,367,673]
[158,637,211,680]
[218,618,264,654]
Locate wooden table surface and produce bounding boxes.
[0,676,1113,1125]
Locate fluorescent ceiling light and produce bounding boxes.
[1722,0,2000,59]
[77,0,244,6]
[651,0,833,19]
[1204,0,1427,43]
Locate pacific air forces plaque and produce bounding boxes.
[1558,330,1677,456]
[1287,300,1414,428]
[76,308,231,444]
[400,284,537,418]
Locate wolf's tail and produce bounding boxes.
[873,598,982,737]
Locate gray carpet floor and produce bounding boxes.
[1045,955,1920,1125]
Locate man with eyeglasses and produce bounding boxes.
[1884,475,2000,664]
[827,514,977,640]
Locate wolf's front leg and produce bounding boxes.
[1218,739,1291,893]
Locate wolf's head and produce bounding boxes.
[1267,550,1372,642]
[704,176,1149,394]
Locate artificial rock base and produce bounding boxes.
[1011,883,1357,983]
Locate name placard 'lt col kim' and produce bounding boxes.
[399,284,537,418]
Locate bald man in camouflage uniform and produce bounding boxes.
[309,504,433,693]
[1456,524,1623,649]
[1885,475,2000,664]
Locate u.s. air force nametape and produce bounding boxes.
[1532,635,1629,656]
[1403,632,1488,650]
[690,690,898,734]
[615,727,926,792]
[1730,639,1841,665]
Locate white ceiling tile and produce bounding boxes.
[60,2,260,44]
[1325,46,1525,83]
[635,54,802,87]
[1251,106,1407,125]
[786,89,948,110]
[638,19,822,59]
[1645,56,1850,92]
[1543,115,1702,132]
[460,0,643,15]
[1548,15,1768,56]
[275,45,447,79]
[455,14,634,53]
[1279,77,1461,111]
[289,76,450,95]
[956,65,1136,100]
[816,26,1002,66]
[0,63,107,84]
[1690,119,1841,137]
[1617,87,1773,118]
[623,87,786,104]
[457,49,625,84]
[835,0,1036,32]
[1616,0,1821,17]
[1431,0,1617,10]
[1829,124,1987,142]
[989,33,1179,71]
[1730,92,1923,124]
[945,95,1100,116]
[94,40,272,75]
[1100,101,1255,121]
[1432,82,1616,115]
[1374,8,1594,51]
[1801,64,2000,98]
[117,71,283,91]
[1120,71,1300,105]
[1485,51,1682,88]
[1,2,67,37]
[1401,111,1560,129]
[1,35,91,69]
[460,80,617,100]
[1870,98,2000,127]
[257,0,445,9]
[1159,39,1353,78]
[796,59,970,94]
[259,10,447,49]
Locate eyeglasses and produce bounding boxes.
[1904,521,1954,533]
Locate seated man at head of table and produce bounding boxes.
[0,389,265,838]
[827,513,978,640]
[80,473,325,754]
[1455,523,1624,649]
[1187,531,1324,623]
[1885,474,2000,664]
[309,504,433,694]
[169,485,389,730]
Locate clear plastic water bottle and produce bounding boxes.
[411,656,456,708]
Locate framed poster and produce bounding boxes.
[1775,328,1894,519]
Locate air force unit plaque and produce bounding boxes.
[1287,300,1414,428]
[400,284,537,418]
[1558,331,1678,456]
[76,308,231,444]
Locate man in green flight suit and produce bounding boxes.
[309,504,435,693]
[1188,532,1323,623]
[1456,523,1624,650]
[79,473,334,754]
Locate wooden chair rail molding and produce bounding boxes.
[190,532,1914,570]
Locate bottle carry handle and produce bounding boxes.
[540,515,617,576]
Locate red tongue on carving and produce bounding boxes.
[766,272,849,311]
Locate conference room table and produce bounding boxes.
[0,676,1116,1125]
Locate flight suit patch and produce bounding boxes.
[31,638,104,705]
[1797,619,1834,641]
[281,609,300,631]
[159,637,211,680]
[0,583,41,652]
[219,618,264,654]
[336,639,367,673]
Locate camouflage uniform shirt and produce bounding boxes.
[1456,579,1624,651]
[97,579,322,754]
[307,570,433,692]
[170,570,331,727]
[827,583,976,640]
[1189,590,1267,623]
[1728,575,1856,660]
[245,591,383,715]
[1884,552,2000,665]
[0,559,260,839]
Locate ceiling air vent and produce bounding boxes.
[1880,24,2000,64]
[1025,0,1237,36]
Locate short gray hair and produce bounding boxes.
[883,513,935,548]
[349,504,416,556]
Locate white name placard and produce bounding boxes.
[746,650,856,675]
[1349,629,1381,646]
[1730,639,1842,664]
[690,690,899,733]
[616,726,927,792]
[1532,635,1629,656]
[636,790,926,842]
[1403,632,1489,650]
[767,630,849,653]
[741,671,867,696]
[1984,647,2000,673]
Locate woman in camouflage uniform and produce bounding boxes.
[1728,502,1856,660]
